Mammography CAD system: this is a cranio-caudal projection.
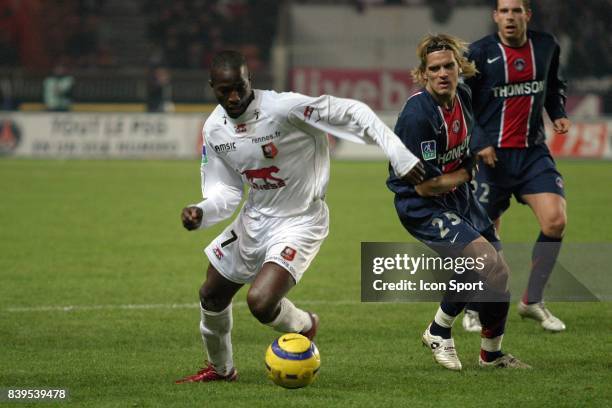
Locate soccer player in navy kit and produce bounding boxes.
[388,34,530,370]
[462,0,570,333]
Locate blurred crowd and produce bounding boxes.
[0,0,609,77]
[529,0,612,78]
[0,0,113,70]
[143,0,278,72]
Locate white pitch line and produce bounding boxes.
[3,299,364,313]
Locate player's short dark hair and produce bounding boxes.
[210,50,247,74]
[495,0,531,10]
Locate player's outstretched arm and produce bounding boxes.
[414,168,470,197]
[286,94,423,182]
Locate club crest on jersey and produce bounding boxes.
[281,246,297,261]
[452,119,461,134]
[235,123,247,133]
[262,142,278,159]
[421,140,437,161]
[241,166,286,190]
[514,58,526,72]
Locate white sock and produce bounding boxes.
[481,334,504,352]
[200,303,233,375]
[434,307,457,328]
[266,298,311,333]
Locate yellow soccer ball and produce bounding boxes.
[264,333,321,389]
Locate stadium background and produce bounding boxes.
[1,1,610,406]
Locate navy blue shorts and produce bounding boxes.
[395,186,500,256]
[473,143,565,220]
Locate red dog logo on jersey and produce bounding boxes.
[241,166,286,190]
[281,246,297,261]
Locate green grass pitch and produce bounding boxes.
[0,159,610,407]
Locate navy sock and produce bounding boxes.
[480,349,504,362]
[525,232,563,304]
[429,321,451,339]
[440,300,466,317]
[429,301,466,339]
[464,302,480,313]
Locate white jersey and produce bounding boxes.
[195,89,419,228]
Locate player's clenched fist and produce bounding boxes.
[181,206,203,230]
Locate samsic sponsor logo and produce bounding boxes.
[214,142,237,153]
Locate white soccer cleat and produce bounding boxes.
[479,353,532,369]
[422,325,462,371]
[517,301,566,332]
[462,310,482,333]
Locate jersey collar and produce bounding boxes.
[223,90,262,123]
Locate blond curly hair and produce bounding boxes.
[411,33,477,86]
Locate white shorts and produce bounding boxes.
[204,200,329,284]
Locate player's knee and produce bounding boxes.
[246,288,277,323]
[199,284,230,312]
[478,248,508,292]
[541,212,566,238]
[478,245,499,272]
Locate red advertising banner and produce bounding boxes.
[291,67,419,111]
[547,122,609,158]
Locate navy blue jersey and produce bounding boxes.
[387,83,475,218]
[387,84,496,248]
[466,30,567,152]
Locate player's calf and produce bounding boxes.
[247,287,282,323]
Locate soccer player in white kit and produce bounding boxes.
[175,50,425,383]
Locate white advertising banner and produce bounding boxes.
[1,112,610,160]
[0,112,205,158]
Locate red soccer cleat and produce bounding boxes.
[300,312,319,341]
[175,363,238,384]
